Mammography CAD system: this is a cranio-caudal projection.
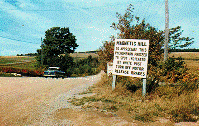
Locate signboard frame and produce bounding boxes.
[112,39,149,78]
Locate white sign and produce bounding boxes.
[112,39,149,78]
[107,62,113,76]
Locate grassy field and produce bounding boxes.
[0,56,36,64]
[169,52,199,59]
[0,56,37,70]
[0,52,98,70]
[0,52,198,71]
[70,52,99,62]
[169,52,199,73]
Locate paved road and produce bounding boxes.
[0,73,102,125]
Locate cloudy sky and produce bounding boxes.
[0,0,198,56]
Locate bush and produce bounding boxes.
[71,55,100,77]
[0,67,43,77]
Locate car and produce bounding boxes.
[43,67,65,78]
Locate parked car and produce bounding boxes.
[43,67,65,78]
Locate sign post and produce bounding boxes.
[107,62,113,76]
[112,39,149,96]
[142,78,147,96]
[107,62,116,90]
[112,75,116,90]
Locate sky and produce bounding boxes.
[0,0,198,56]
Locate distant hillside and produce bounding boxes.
[70,52,98,61]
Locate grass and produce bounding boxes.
[0,56,35,64]
[0,73,17,77]
[169,52,199,59]
[0,54,99,77]
[0,53,98,69]
[69,52,199,124]
[70,75,199,123]
[70,52,98,62]
[0,56,37,70]
[168,52,199,74]
[0,56,39,77]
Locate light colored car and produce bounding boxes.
[43,67,65,78]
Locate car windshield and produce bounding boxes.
[44,71,55,75]
[48,67,60,70]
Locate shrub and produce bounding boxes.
[0,67,42,77]
[71,55,100,77]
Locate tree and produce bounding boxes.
[43,27,78,55]
[169,26,194,50]
[99,4,194,67]
[98,4,194,92]
[99,4,164,67]
[36,27,78,71]
[98,39,115,71]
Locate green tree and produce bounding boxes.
[99,4,164,67]
[98,4,194,92]
[99,4,194,67]
[169,26,194,50]
[43,27,78,55]
[36,27,78,71]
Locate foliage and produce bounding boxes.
[169,26,194,49]
[43,27,78,55]
[0,73,16,77]
[0,67,43,76]
[17,53,37,56]
[145,56,189,93]
[98,40,115,71]
[110,4,164,66]
[99,4,194,66]
[36,27,78,74]
[71,55,100,77]
[154,57,186,81]
[69,4,199,124]
[98,4,196,94]
[169,48,199,52]
[98,5,164,69]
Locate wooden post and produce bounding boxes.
[142,78,147,96]
[112,75,116,90]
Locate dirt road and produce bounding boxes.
[0,72,105,125]
[2,71,196,126]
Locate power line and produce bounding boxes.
[4,9,67,12]
[0,35,40,44]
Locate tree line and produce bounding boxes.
[169,48,199,52]
[17,53,37,56]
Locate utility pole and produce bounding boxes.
[164,0,169,61]
[41,37,44,65]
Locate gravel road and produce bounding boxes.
[0,71,103,125]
